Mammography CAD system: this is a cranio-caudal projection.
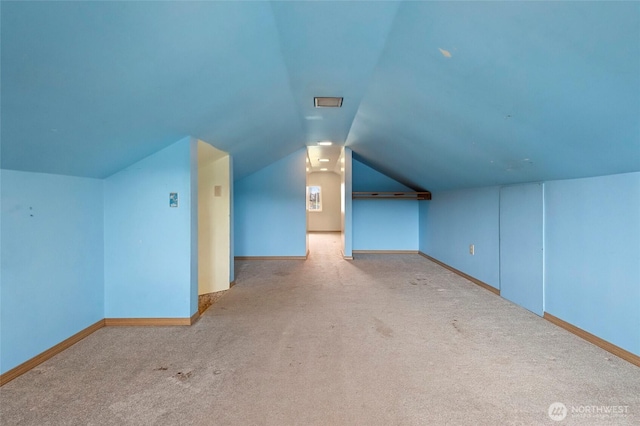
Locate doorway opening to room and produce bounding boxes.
[306,145,343,257]
[197,140,232,315]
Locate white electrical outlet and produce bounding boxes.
[469,244,475,255]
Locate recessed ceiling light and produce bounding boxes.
[318,158,330,162]
[320,168,328,171]
[318,141,332,146]
[314,97,343,108]
[306,167,309,172]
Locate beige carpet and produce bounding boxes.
[1,232,639,425]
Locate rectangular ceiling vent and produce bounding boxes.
[314,97,343,108]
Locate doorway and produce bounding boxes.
[306,170,342,256]
[307,171,341,232]
[197,141,232,299]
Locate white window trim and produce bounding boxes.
[307,185,322,212]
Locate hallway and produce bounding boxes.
[2,232,639,425]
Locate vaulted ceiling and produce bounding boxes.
[2,1,638,191]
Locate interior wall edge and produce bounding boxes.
[234,256,308,261]
[0,312,203,386]
[543,313,640,368]
[104,317,196,327]
[419,249,640,366]
[418,252,500,296]
[353,250,418,255]
[0,319,106,387]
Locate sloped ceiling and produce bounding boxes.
[2,1,638,191]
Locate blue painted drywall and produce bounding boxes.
[5,3,638,191]
[352,159,419,251]
[104,137,197,318]
[545,172,640,355]
[499,183,544,316]
[229,158,235,282]
[189,140,199,316]
[420,173,639,356]
[270,1,399,146]
[1,170,104,374]
[352,159,414,193]
[342,148,353,258]
[347,1,640,191]
[353,200,418,251]
[419,186,501,289]
[1,1,306,180]
[234,149,307,257]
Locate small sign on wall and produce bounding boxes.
[169,192,178,208]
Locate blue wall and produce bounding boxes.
[499,183,544,315]
[229,158,235,281]
[352,159,419,251]
[545,172,640,355]
[353,200,418,251]
[342,148,353,258]
[419,186,501,289]
[234,149,307,257]
[1,170,104,374]
[352,159,413,192]
[189,139,199,315]
[104,137,197,318]
[419,172,640,356]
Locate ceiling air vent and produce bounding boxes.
[314,97,343,108]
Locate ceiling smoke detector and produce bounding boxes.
[314,97,343,108]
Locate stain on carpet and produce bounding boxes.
[174,371,192,381]
[374,317,393,338]
[198,290,228,314]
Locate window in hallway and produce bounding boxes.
[307,185,322,212]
